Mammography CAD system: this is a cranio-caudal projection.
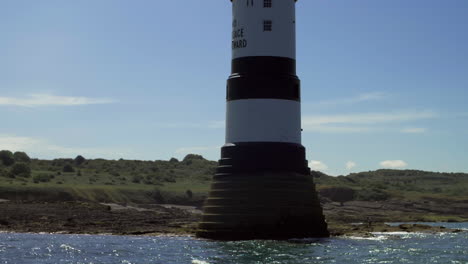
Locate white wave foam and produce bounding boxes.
[60,244,81,252]
[371,232,416,236]
[192,260,210,264]
[372,232,430,239]
[346,235,388,241]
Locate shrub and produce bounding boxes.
[132,175,142,183]
[33,174,52,183]
[311,170,327,178]
[63,164,75,173]
[0,168,6,177]
[356,188,390,201]
[182,154,205,165]
[169,157,179,163]
[52,159,73,167]
[156,174,176,183]
[150,189,165,203]
[0,150,15,166]
[143,175,155,184]
[319,186,355,206]
[186,189,193,199]
[74,155,86,166]
[13,151,30,163]
[9,163,31,178]
[143,179,154,185]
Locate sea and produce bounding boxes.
[1,223,467,264]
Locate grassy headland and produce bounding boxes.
[0,151,214,205]
[1,150,467,206]
[1,150,468,236]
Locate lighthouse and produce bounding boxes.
[197,0,329,240]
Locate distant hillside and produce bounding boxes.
[0,150,216,204]
[1,150,468,205]
[314,169,468,203]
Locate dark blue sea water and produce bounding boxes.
[1,223,467,264]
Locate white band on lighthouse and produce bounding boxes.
[226,99,301,144]
[232,0,296,59]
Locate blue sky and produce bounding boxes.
[1,0,467,176]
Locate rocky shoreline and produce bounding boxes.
[0,201,198,236]
[1,200,466,238]
[322,199,468,223]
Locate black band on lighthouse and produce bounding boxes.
[227,75,300,101]
[231,57,296,75]
[227,56,300,101]
[217,142,310,175]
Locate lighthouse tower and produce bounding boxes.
[197,0,329,240]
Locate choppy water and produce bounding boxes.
[1,223,467,264]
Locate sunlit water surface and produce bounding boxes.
[1,223,467,264]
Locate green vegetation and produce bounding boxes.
[0,151,216,205]
[74,155,86,166]
[32,173,54,183]
[9,163,32,178]
[13,151,31,163]
[63,164,75,173]
[0,150,15,166]
[314,169,468,202]
[1,150,468,206]
[319,186,355,205]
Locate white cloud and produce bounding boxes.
[380,160,408,169]
[0,134,130,159]
[401,127,427,134]
[346,161,357,170]
[302,110,437,133]
[0,94,115,107]
[309,160,328,172]
[301,125,373,133]
[0,135,40,151]
[316,92,387,106]
[159,121,224,129]
[303,111,436,125]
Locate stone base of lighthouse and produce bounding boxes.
[196,143,329,240]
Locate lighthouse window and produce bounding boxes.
[264,0,272,8]
[263,20,272,31]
